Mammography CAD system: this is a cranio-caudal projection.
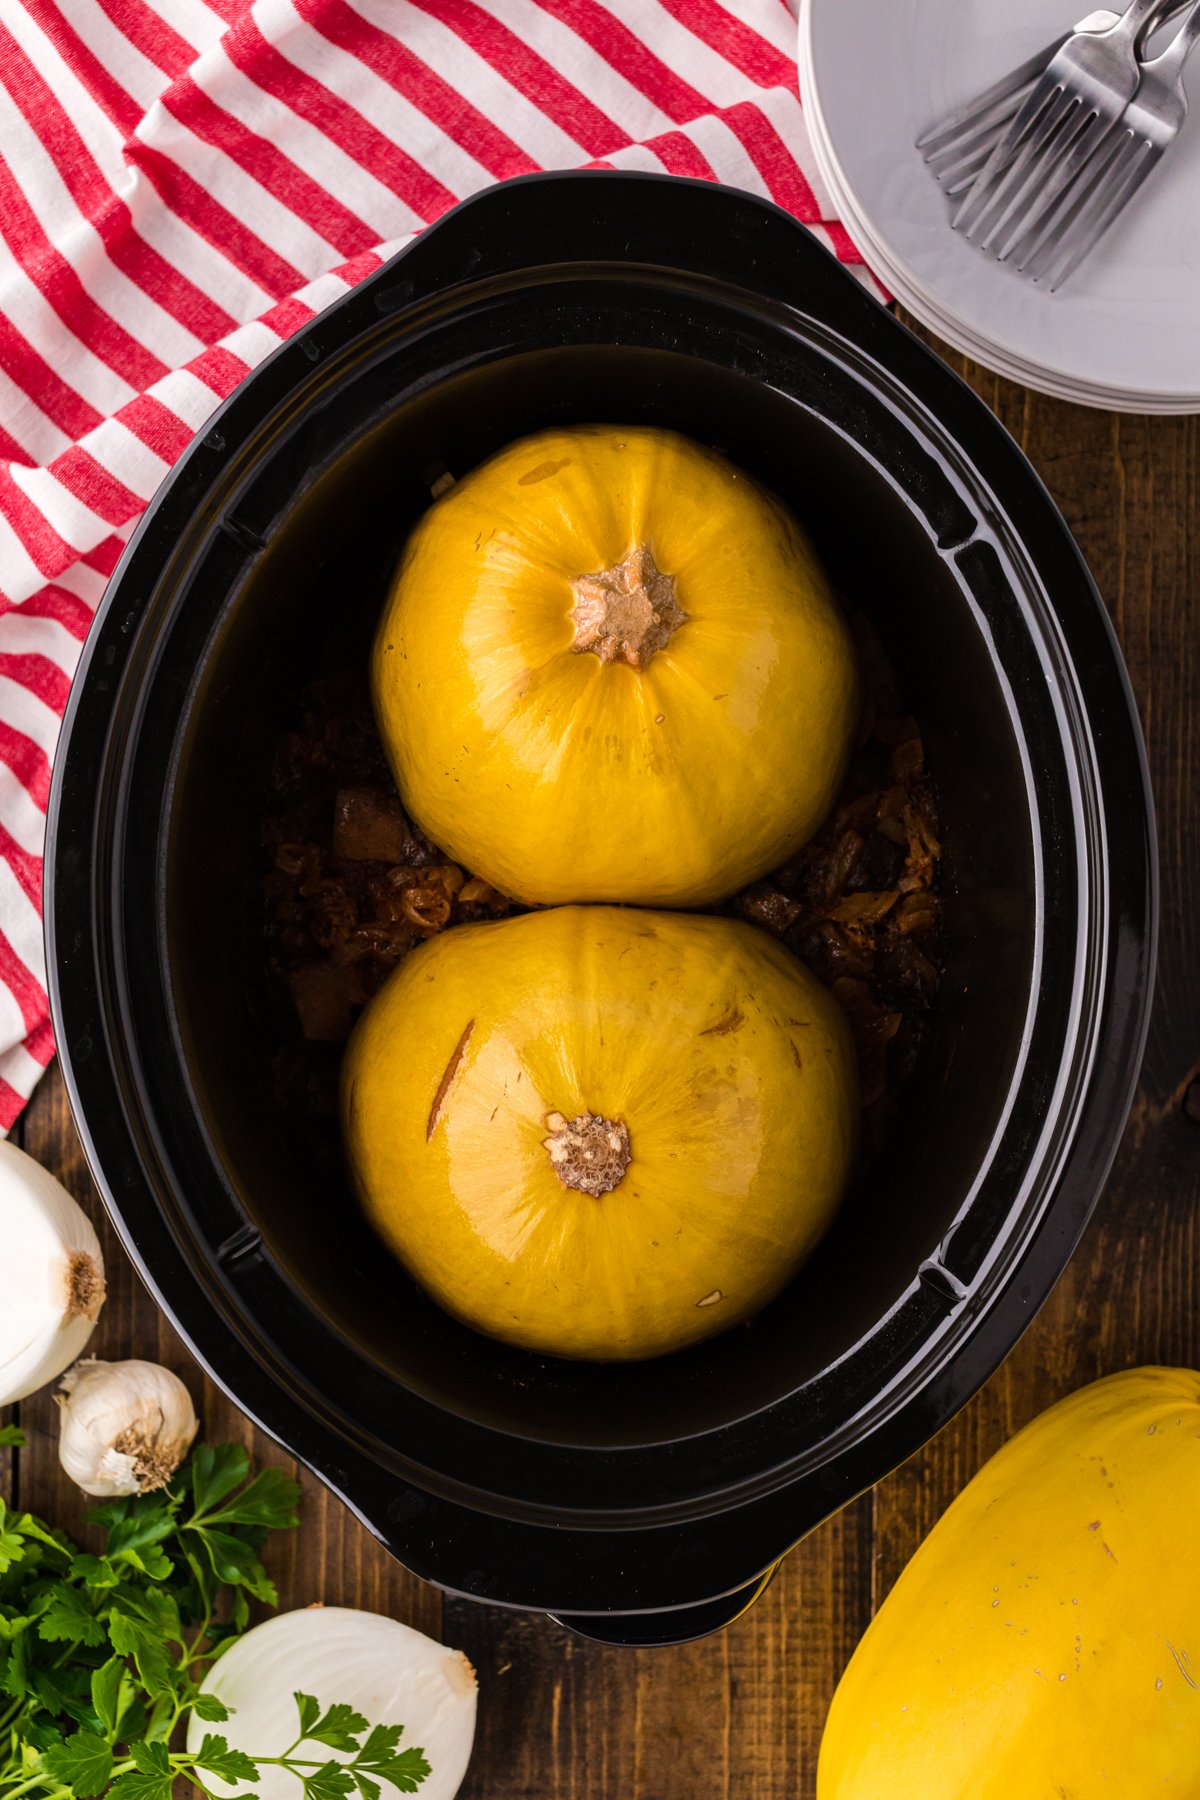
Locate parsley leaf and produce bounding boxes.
[107,1609,173,1696]
[84,1494,136,1531]
[0,1423,25,1447]
[0,1527,26,1574]
[123,1542,175,1581]
[357,1725,404,1767]
[109,1766,175,1800]
[305,1702,370,1752]
[188,1443,251,1515]
[303,1760,356,1800]
[190,1527,277,1604]
[23,1719,64,1752]
[193,1733,259,1784]
[91,1493,177,1575]
[362,1751,431,1796]
[295,1692,322,1736]
[133,1581,184,1647]
[71,1552,122,1590]
[90,1658,124,1736]
[198,1467,300,1533]
[130,1741,172,1776]
[2,1628,32,1700]
[41,1728,114,1796]
[191,1691,231,1723]
[38,1585,106,1647]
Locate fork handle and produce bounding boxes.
[1153,0,1199,24]
[1146,0,1200,67]
[1108,0,1179,37]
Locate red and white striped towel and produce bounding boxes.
[0,0,873,1131]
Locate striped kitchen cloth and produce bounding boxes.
[0,0,874,1130]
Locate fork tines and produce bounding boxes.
[1019,129,1158,286]
[954,73,1116,246]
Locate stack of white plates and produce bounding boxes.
[797,0,1200,411]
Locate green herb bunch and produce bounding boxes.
[0,1431,428,1800]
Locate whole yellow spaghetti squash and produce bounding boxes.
[373,425,859,908]
[819,1366,1200,1800]
[342,905,857,1361]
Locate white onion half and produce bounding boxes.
[189,1607,477,1800]
[0,1141,105,1405]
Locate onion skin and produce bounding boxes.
[188,1606,477,1800]
[0,1141,105,1405]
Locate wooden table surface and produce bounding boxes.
[5,330,1198,1800]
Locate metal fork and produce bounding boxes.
[952,0,1174,249]
[917,9,1128,195]
[917,2,1191,191]
[1017,0,1200,286]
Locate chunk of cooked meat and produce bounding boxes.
[288,962,353,1042]
[332,787,418,863]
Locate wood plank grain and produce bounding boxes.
[449,1494,874,1800]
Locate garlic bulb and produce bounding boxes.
[188,1607,477,1800]
[0,1140,105,1405]
[57,1358,198,1496]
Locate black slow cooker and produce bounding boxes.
[46,173,1156,1645]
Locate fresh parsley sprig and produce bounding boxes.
[0,1437,428,1798]
[35,1692,430,1800]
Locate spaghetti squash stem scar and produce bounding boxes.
[570,543,687,669]
[543,1110,632,1196]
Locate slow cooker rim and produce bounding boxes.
[105,291,1091,1480]
[45,174,1157,1614]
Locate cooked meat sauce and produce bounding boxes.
[263,623,940,1146]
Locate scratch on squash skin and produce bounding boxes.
[517,458,571,485]
[427,1019,475,1140]
[700,1007,744,1037]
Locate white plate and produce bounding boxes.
[803,67,1200,408]
[798,0,1200,410]
[801,59,1200,408]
